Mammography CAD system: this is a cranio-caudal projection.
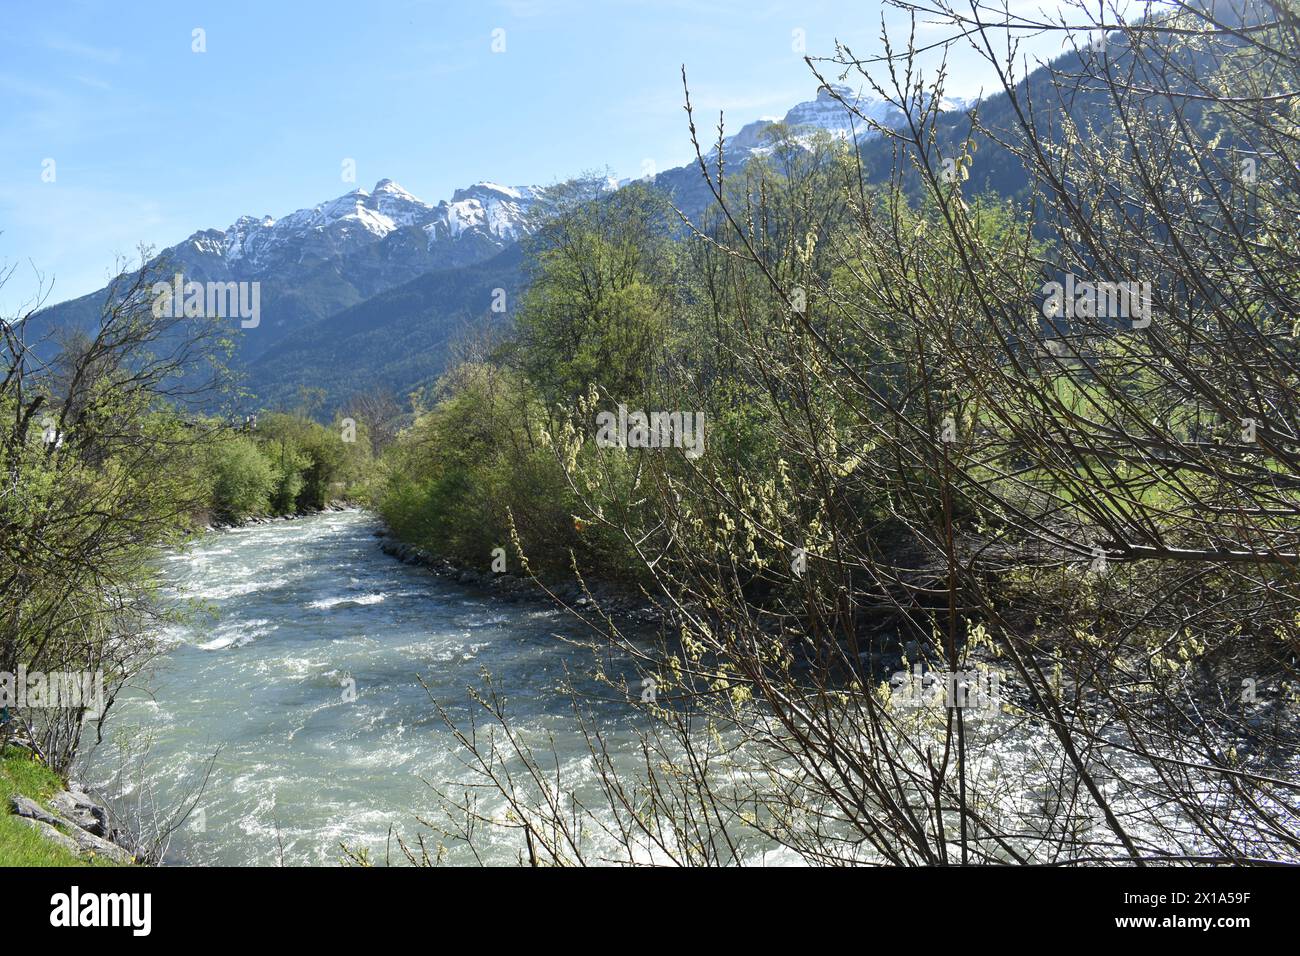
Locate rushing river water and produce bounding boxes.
[72,508,1250,866]
[79,510,645,866]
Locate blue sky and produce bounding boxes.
[0,0,1074,312]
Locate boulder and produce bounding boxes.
[10,794,62,828]
[11,792,131,862]
[50,790,109,836]
[62,823,134,864]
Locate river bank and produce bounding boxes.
[1,739,136,866]
[375,532,663,626]
[204,499,358,532]
[215,501,663,624]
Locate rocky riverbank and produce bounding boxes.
[3,735,137,865]
[207,505,661,626]
[205,500,356,532]
[376,531,663,626]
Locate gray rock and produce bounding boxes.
[62,823,134,864]
[50,790,108,836]
[12,795,131,862]
[12,792,130,862]
[17,817,81,856]
[9,794,63,828]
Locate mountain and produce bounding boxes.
[25,177,543,373]
[647,83,975,224]
[27,84,983,416]
[25,18,1246,420]
[247,244,526,412]
[221,179,542,275]
[719,83,970,157]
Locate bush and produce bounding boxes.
[206,435,277,522]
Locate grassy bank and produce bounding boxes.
[0,746,120,867]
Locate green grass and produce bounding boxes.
[0,745,122,867]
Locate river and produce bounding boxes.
[79,509,647,866]
[78,509,1209,867]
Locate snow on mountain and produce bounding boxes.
[188,85,971,280]
[783,83,906,132]
[216,179,538,273]
[371,178,434,226]
[160,85,975,293]
[716,84,971,159]
[426,182,545,243]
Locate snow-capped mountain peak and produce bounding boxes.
[428,181,544,242]
[373,177,415,198]
[371,179,435,226]
[215,177,537,271]
[714,84,971,160]
[786,83,969,131]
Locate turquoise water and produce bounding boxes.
[80,510,643,865]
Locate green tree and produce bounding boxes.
[510,178,676,409]
[206,434,276,522]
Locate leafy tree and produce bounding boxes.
[510,178,676,409]
[206,434,277,522]
[0,252,229,772]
